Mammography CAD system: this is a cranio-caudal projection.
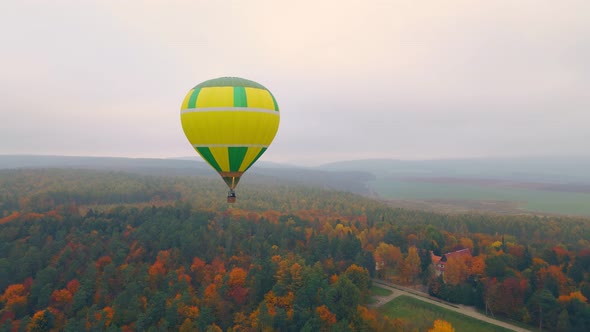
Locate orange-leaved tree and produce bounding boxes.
[50,288,73,310]
[429,319,455,332]
[444,255,471,285]
[316,305,337,331]
[1,284,28,310]
[227,267,249,305]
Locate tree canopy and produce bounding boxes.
[1,169,589,331]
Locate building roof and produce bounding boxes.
[442,248,471,262]
[432,248,472,272]
[430,251,442,264]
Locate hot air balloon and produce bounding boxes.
[180,77,280,203]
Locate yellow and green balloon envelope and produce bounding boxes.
[180,77,280,202]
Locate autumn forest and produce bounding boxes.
[1,168,590,331]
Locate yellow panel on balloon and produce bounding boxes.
[245,88,275,110]
[196,87,233,108]
[239,147,264,172]
[208,146,230,172]
[181,111,279,146]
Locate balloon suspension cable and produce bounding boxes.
[227,189,236,203]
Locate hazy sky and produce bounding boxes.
[1,1,589,166]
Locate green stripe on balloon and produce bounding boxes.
[244,147,267,172]
[270,92,279,112]
[187,87,201,108]
[228,147,248,172]
[196,147,222,172]
[233,86,247,107]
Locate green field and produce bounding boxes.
[370,285,393,297]
[379,295,513,332]
[372,179,590,216]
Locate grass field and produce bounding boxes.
[372,179,590,216]
[370,285,393,297]
[379,295,513,332]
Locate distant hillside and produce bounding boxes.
[0,155,374,195]
[0,154,216,178]
[319,157,590,216]
[3,155,590,216]
[319,156,590,183]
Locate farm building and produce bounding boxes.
[431,248,472,277]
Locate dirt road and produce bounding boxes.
[371,279,532,332]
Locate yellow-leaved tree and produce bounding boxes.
[429,319,455,332]
[401,246,421,286]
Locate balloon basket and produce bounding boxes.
[227,196,236,203]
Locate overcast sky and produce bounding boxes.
[1,0,589,166]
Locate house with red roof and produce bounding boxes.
[431,248,472,277]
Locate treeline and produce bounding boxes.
[0,169,590,331]
[0,169,183,213]
[0,169,374,216]
[0,204,392,331]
